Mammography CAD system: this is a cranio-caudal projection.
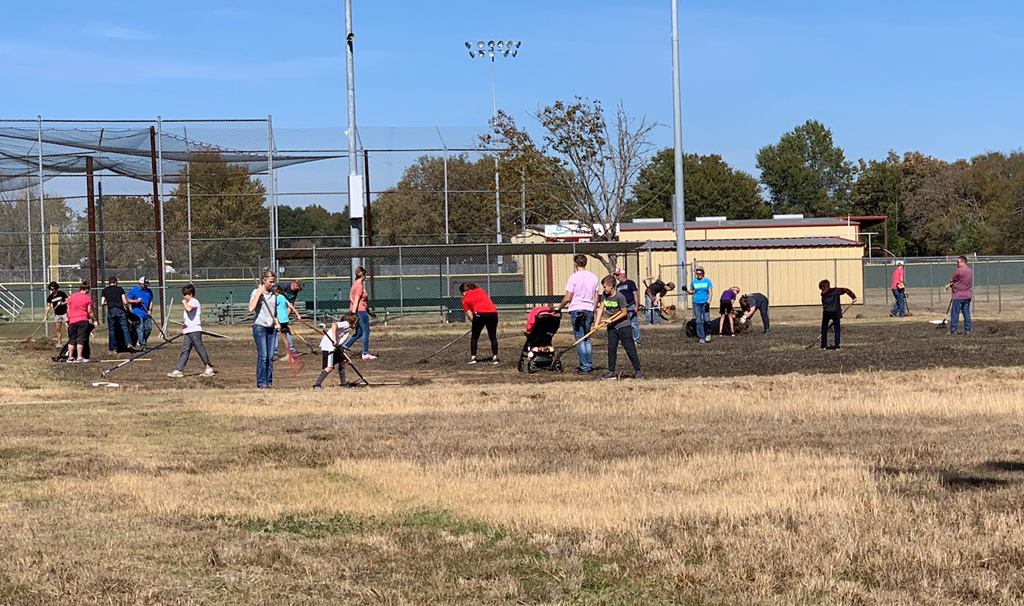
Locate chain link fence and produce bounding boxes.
[864,257,1024,313]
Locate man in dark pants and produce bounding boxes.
[819,280,857,350]
[738,293,771,335]
[101,276,131,352]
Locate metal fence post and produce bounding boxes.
[398,246,404,316]
[929,263,934,309]
[312,245,318,323]
[765,259,770,302]
[37,116,47,337]
[486,244,491,292]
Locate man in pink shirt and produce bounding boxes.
[556,254,600,373]
[889,260,906,317]
[946,255,973,335]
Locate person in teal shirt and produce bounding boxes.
[688,266,714,343]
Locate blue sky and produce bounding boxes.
[3,0,1023,195]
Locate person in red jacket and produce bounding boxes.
[461,282,499,365]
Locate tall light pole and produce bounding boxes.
[670,1,688,307]
[466,40,520,259]
[346,0,363,274]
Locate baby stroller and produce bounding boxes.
[518,307,563,373]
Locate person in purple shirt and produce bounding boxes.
[718,286,739,336]
[945,255,973,336]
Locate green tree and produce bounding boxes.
[164,151,269,268]
[903,160,982,255]
[0,194,76,273]
[487,97,657,272]
[278,204,349,248]
[630,149,769,221]
[756,120,855,217]
[371,153,562,245]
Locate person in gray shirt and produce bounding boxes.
[595,275,643,380]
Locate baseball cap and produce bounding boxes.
[694,265,704,273]
[896,260,904,266]
[139,277,149,284]
[614,268,625,276]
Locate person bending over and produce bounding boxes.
[819,279,857,350]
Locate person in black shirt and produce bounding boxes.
[819,280,857,350]
[101,276,131,353]
[43,281,69,347]
[644,277,675,326]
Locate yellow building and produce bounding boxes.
[520,217,867,307]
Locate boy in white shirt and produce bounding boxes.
[313,313,359,389]
[167,284,215,378]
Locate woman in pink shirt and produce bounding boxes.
[342,266,376,360]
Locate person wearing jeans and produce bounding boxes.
[687,266,713,344]
[343,266,376,360]
[556,254,600,373]
[249,267,280,388]
[890,260,907,317]
[947,255,973,335]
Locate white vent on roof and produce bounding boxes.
[772,214,804,219]
[695,216,727,221]
[633,218,665,223]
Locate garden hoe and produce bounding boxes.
[804,302,855,350]
[930,298,953,329]
[416,328,472,364]
[552,313,623,367]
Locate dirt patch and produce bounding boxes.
[25,317,1024,390]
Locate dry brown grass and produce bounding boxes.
[3,340,1024,604]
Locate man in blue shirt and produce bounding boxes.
[127,277,154,349]
[688,266,713,344]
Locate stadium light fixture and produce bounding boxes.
[464,39,521,255]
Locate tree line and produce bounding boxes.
[371,106,1024,257]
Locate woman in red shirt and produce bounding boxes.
[461,282,499,365]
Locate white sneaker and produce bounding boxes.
[202,368,216,377]
[77,358,89,364]
[167,370,184,378]
[361,353,377,361]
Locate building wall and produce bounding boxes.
[641,246,864,307]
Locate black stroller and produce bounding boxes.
[517,307,563,373]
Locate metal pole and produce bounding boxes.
[86,156,99,310]
[149,125,166,322]
[398,246,404,315]
[26,190,34,319]
[268,115,277,271]
[312,245,318,323]
[521,169,526,242]
[184,125,193,280]
[670,0,688,309]
[157,118,167,321]
[345,0,362,275]
[437,126,450,245]
[38,117,48,337]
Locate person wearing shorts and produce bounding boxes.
[313,313,357,389]
[66,280,97,363]
[718,286,739,336]
[45,282,69,347]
